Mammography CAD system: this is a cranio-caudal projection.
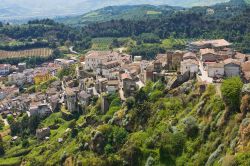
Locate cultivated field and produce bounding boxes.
[0,48,53,59]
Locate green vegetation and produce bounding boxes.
[146,11,162,15]
[91,37,133,51]
[91,37,114,50]
[59,5,179,26]
[0,157,21,166]
[161,38,187,50]
[56,65,76,79]
[1,77,250,165]
[221,77,244,111]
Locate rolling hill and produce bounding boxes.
[0,0,232,21]
[58,0,249,26]
[58,5,184,26]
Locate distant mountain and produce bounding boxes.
[0,0,233,21]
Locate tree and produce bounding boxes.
[221,77,243,112]
[22,139,29,148]
[0,135,5,156]
[126,97,135,109]
[0,119,4,130]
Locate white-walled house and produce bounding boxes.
[84,51,119,71]
[206,62,224,78]
[180,59,199,74]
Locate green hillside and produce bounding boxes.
[58,0,249,26]
[58,5,183,26]
[2,78,250,165]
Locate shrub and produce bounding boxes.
[21,139,29,148]
[104,144,114,154]
[182,116,199,138]
[221,77,243,112]
[159,145,175,165]
[149,90,164,102]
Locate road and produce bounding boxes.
[69,46,79,55]
[198,61,213,83]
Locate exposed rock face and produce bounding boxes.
[237,118,250,150]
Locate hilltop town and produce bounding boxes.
[0,38,249,140]
[1,0,250,165]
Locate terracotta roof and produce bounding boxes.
[121,73,132,80]
[235,52,246,61]
[181,59,199,65]
[85,51,119,59]
[65,87,75,96]
[103,60,120,67]
[242,61,250,72]
[0,64,10,69]
[156,54,168,60]
[224,58,241,66]
[206,62,224,68]
[200,48,216,55]
[192,39,231,48]
[183,52,197,59]
[244,72,250,81]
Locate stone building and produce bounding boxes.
[121,73,137,97]
[65,87,78,113]
[224,58,241,77]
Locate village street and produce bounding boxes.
[198,61,213,83]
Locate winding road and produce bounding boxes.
[69,46,79,55]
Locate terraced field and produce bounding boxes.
[0,48,53,60]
